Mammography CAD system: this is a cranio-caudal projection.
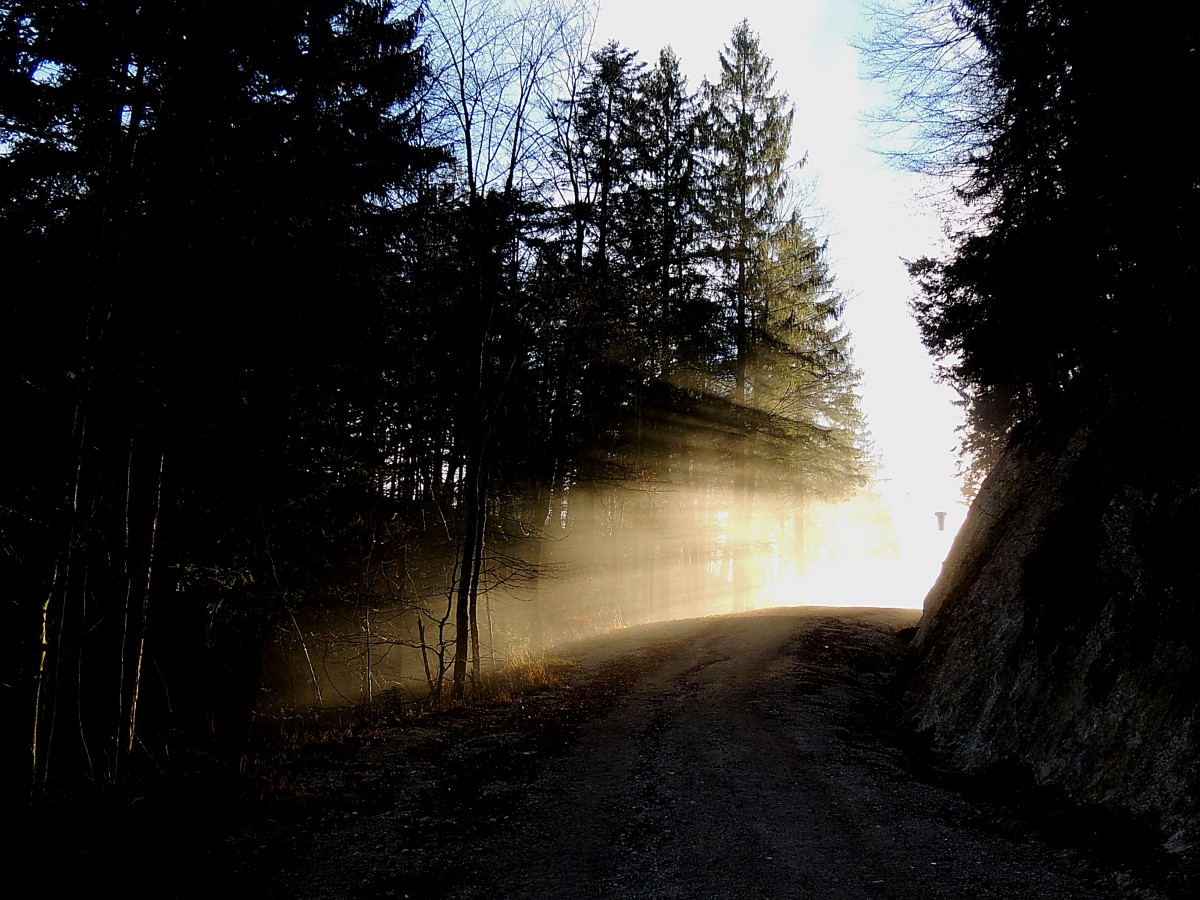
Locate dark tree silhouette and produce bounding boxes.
[868,0,1200,480]
[0,0,440,795]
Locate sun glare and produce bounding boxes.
[756,490,962,610]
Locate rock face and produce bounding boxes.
[906,417,1200,865]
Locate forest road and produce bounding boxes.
[239,607,1165,900]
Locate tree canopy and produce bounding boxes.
[867,0,1200,480]
[1,3,870,796]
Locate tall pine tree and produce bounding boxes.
[0,0,439,792]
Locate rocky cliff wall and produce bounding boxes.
[906,417,1200,868]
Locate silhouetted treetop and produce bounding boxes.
[867,0,1199,479]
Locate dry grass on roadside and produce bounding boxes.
[251,654,581,749]
[465,654,582,706]
[242,652,585,803]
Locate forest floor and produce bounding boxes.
[23,606,1187,898]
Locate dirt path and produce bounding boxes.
[220,607,1168,899]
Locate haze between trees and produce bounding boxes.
[2,1,874,795]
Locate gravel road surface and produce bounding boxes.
[218,607,1169,899]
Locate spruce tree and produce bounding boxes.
[880,0,1200,479]
[0,0,439,790]
[701,20,795,608]
[703,19,794,407]
[756,211,866,501]
[623,47,711,381]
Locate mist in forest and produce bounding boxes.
[259,472,959,712]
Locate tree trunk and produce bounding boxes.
[123,452,165,765]
[469,492,485,683]
[451,454,483,701]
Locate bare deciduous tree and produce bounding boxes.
[419,0,595,700]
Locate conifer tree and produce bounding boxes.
[701,19,796,607]
[623,47,711,381]
[0,0,438,791]
[872,0,1199,480]
[756,211,866,501]
[703,19,794,407]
